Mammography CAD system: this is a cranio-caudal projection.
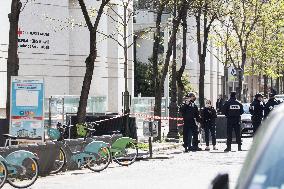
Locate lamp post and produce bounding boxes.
[123,0,130,136]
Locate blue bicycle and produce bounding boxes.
[47,124,111,174]
[0,155,8,188]
[1,134,39,188]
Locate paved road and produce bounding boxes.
[3,138,252,189]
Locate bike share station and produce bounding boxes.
[2,76,139,175]
[2,77,58,176]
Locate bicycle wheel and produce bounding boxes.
[0,161,7,188]
[7,158,39,188]
[50,148,66,174]
[113,141,138,166]
[86,147,111,172]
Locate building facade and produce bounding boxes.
[134,9,224,106]
[0,0,134,117]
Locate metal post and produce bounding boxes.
[62,97,65,124]
[48,97,51,127]
[149,121,153,158]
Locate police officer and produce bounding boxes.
[201,100,217,151]
[249,93,264,134]
[222,91,244,151]
[179,92,201,152]
[264,92,280,119]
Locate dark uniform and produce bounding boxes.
[180,100,200,151]
[222,93,244,151]
[201,106,217,147]
[216,97,224,114]
[249,95,264,134]
[264,97,280,119]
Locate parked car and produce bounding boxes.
[241,103,253,137]
[209,103,284,189]
[275,94,284,103]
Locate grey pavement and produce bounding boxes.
[2,138,252,189]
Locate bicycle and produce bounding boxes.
[85,122,139,166]
[47,123,111,174]
[0,155,8,188]
[1,134,39,188]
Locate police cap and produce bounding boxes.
[185,92,196,98]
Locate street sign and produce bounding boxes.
[10,77,45,141]
[231,68,237,76]
[143,120,158,137]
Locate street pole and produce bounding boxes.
[123,1,130,136]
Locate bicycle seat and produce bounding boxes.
[2,134,17,140]
[84,128,96,133]
[110,130,121,135]
[92,122,100,126]
[63,124,74,128]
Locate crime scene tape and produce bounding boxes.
[88,113,184,126]
[131,113,183,121]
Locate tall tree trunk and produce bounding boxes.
[6,0,22,120]
[168,0,179,139]
[282,71,284,93]
[196,3,212,108]
[199,57,205,107]
[77,0,109,124]
[152,1,167,140]
[258,73,261,94]
[196,12,206,108]
[152,0,186,140]
[77,31,96,123]
[177,9,187,105]
[154,82,162,140]
[238,70,243,101]
[223,67,228,99]
[264,74,268,98]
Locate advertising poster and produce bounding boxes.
[10,77,44,141]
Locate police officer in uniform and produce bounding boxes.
[264,92,280,119]
[180,92,201,152]
[222,92,244,151]
[249,93,264,134]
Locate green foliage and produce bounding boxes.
[137,142,149,150]
[169,65,195,95]
[134,61,194,97]
[134,61,155,97]
[246,0,284,78]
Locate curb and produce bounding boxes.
[152,143,182,152]
[136,143,182,160]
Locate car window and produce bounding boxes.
[245,117,284,189]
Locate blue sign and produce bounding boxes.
[10,77,44,141]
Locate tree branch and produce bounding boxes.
[78,0,93,31]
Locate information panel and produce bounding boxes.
[10,77,44,141]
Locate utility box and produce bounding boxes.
[143,120,158,137]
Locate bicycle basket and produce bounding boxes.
[76,123,87,137]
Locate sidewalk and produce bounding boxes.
[138,141,182,158]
